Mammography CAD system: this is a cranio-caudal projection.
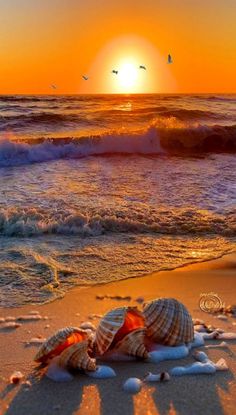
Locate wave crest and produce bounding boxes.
[0,207,235,237]
[0,123,235,167]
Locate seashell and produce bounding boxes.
[34,327,88,363]
[113,329,148,359]
[59,341,96,372]
[143,298,194,346]
[95,307,147,357]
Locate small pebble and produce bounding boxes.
[17,315,42,322]
[216,315,228,321]
[10,371,24,384]
[25,337,46,346]
[0,322,21,330]
[44,325,50,329]
[123,378,142,394]
[5,316,16,322]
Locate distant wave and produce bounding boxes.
[0,207,235,237]
[1,112,86,127]
[0,95,58,102]
[1,108,231,127]
[0,123,235,167]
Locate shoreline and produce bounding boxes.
[1,252,236,414]
[1,250,235,310]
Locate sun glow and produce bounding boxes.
[79,35,176,94]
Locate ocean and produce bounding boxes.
[0,93,235,307]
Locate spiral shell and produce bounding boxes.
[34,327,88,363]
[95,307,146,356]
[114,328,148,359]
[59,340,96,371]
[143,298,194,346]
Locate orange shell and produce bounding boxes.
[95,306,145,355]
[59,340,96,371]
[34,327,88,363]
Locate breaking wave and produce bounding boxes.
[0,123,236,167]
[0,206,235,237]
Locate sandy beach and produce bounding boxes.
[0,253,236,415]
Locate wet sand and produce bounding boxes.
[0,253,236,415]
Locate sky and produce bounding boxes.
[0,0,236,94]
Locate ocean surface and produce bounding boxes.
[0,93,235,307]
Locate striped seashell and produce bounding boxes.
[95,307,146,356]
[143,298,194,346]
[34,327,88,363]
[59,340,96,371]
[114,328,148,359]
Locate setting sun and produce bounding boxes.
[117,61,139,93]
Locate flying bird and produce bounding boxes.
[139,65,146,70]
[82,75,89,81]
[112,70,118,75]
[167,54,173,64]
[50,84,57,90]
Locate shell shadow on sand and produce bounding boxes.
[3,346,235,415]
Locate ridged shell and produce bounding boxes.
[95,307,145,355]
[59,340,96,371]
[114,328,148,359]
[34,327,88,363]
[143,298,194,346]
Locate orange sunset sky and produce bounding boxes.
[0,0,236,94]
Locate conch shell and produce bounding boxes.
[95,307,148,358]
[143,298,194,346]
[34,327,89,363]
[59,340,96,371]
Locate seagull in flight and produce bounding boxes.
[167,54,173,64]
[139,65,146,70]
[112,70,118,75]
[82,75,89,81]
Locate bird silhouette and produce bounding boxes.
[139,65,146,70]
[167,54,173,64]
[50,84,57,90]
[112,70,118,75]
[82,75,89,81]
